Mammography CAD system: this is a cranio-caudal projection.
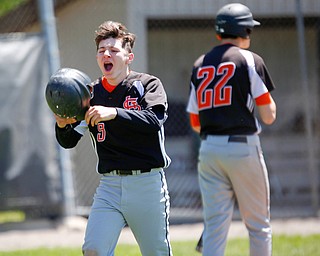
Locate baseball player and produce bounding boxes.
[186,3,276,256]
[54,21,172,256]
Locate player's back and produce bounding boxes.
[191,44,258,135]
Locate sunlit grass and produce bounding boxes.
[0,210,25,224]
[1,235,320,256]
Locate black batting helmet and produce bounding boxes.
[215,3,260,38]
[45,68,92,121]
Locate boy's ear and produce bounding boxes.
[127,52,134,64]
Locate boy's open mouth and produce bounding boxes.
[104,63,113,71]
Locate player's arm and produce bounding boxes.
[251,56,276,125]
[54,114,83,148]
[83,104,166,133]
[114,105,167,133]
[85,106,118,127]
[255,92,276,125]
[189,113,201,133]
[110,77,168,133]
[186,76,200,133]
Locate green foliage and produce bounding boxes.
[0,0,28,17]
[1,235,320,256]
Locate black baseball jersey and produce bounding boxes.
[187,43,275,136]
[56,71,171,173]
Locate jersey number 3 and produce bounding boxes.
[196,62,235,110]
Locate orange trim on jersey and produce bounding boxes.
[189,113,200,129]
[101,76,117,93]
[255,92,272,105]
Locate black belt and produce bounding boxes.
[201,134,247,143]
[104,169,151,176]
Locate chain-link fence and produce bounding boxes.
[146,15,320,221]
[1,0,319,223]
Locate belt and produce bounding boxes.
[228,135,247,143]
[103,169,151,176]
[201,134,247,143]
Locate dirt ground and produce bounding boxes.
[0,216,319,251]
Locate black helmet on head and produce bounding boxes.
[215,3,260,38]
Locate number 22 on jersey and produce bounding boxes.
[196,62,235,110]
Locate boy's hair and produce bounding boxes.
[94,21,136,52]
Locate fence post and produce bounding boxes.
[37,0,76,217]
[295,0,319,215]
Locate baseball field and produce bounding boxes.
[1,214,319,255]
[0,235,320,255]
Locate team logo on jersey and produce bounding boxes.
[123,96,141,110]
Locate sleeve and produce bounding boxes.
[55,122,83,148]
[186,80,199,114]
[115,107,167,133]
[253,53,275,92]
[255,92,272,106]
[243,51,275,100]
[141,76,168,109]
[186,55,204,114]
[189,113,200,128]
[111,75,168,133]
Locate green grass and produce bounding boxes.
[0,235,319,255]
[0,211,25,224]
[0,0,28,17]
